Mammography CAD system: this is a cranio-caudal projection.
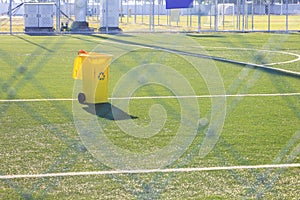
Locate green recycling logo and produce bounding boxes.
[98,72,105,80]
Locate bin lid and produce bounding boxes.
[78,52,113,58]
[73,51,113,80]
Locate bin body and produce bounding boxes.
[73,52,112,104]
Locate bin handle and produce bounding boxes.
[78,49,88,55]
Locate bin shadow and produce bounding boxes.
[83,103,138,121]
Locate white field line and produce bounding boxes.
[0,93,300,103]
[0,98,74,102]
[105,38,300,66]
[1,163,299,179]
[104,39,300,75]
[109,92,300,100]
[199,46,300,66]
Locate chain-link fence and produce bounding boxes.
[0,0,299,34]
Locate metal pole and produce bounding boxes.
[222,0,225,29]
[245,2,248,30]
[237,0,240,30]
[153,0,155,31]
[215,0,218,31]
[158,1,160,25]
[198,2,201,32]
[187,9,189,27]
[120,0,123,23]
[209,3,212,29]
[9,0,12,34]
[268,1,270,32]
[252,1,254,30]
[106,0,108,33]
[285,0,288,32]
[190,6,192,27]
[142,0,144,24]
[242,0,245,32]
[134,0,137,24]
[150,0,154,31]
[66,0,69,21]
[167,9,169,26]
[127,1,129,23]
[149,0,152,31]
[56,0,60,33]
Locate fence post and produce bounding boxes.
[237,0,240,30]
[267,1,270,32]
[134,0,137,24]
[150,0,155,31]
[215,0,218,31]
[9,0,12,34]
[198,3,201,32]
[285,0,288,33]
[56,0,60,33]
[242,0,245,32]
[106,0,108,33]
[251,1,254,30]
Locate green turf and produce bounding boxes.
[0,33,299,199]
[1,15,299,33]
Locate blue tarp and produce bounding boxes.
[166,0,193,9]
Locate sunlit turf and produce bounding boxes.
[0,14,299,32]
[0,33,299,199]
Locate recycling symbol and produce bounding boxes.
[98,72,105,80]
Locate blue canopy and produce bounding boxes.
[166,0,193,9]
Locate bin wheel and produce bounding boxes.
[78,93,86,104]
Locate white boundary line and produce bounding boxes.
[198,46,300,66]
[1,163,299,179]
[110,92,300,100]
[0,93,300,102]
[104,39,300,76]
[0,98,74,102]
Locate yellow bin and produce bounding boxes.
[73,51,112,104]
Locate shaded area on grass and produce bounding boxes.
[13,35,54,52]
[83,103,138,120]
[88,34,300,79]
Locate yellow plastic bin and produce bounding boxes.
[73,50,112,104]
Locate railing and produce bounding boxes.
[0,1,299,34]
